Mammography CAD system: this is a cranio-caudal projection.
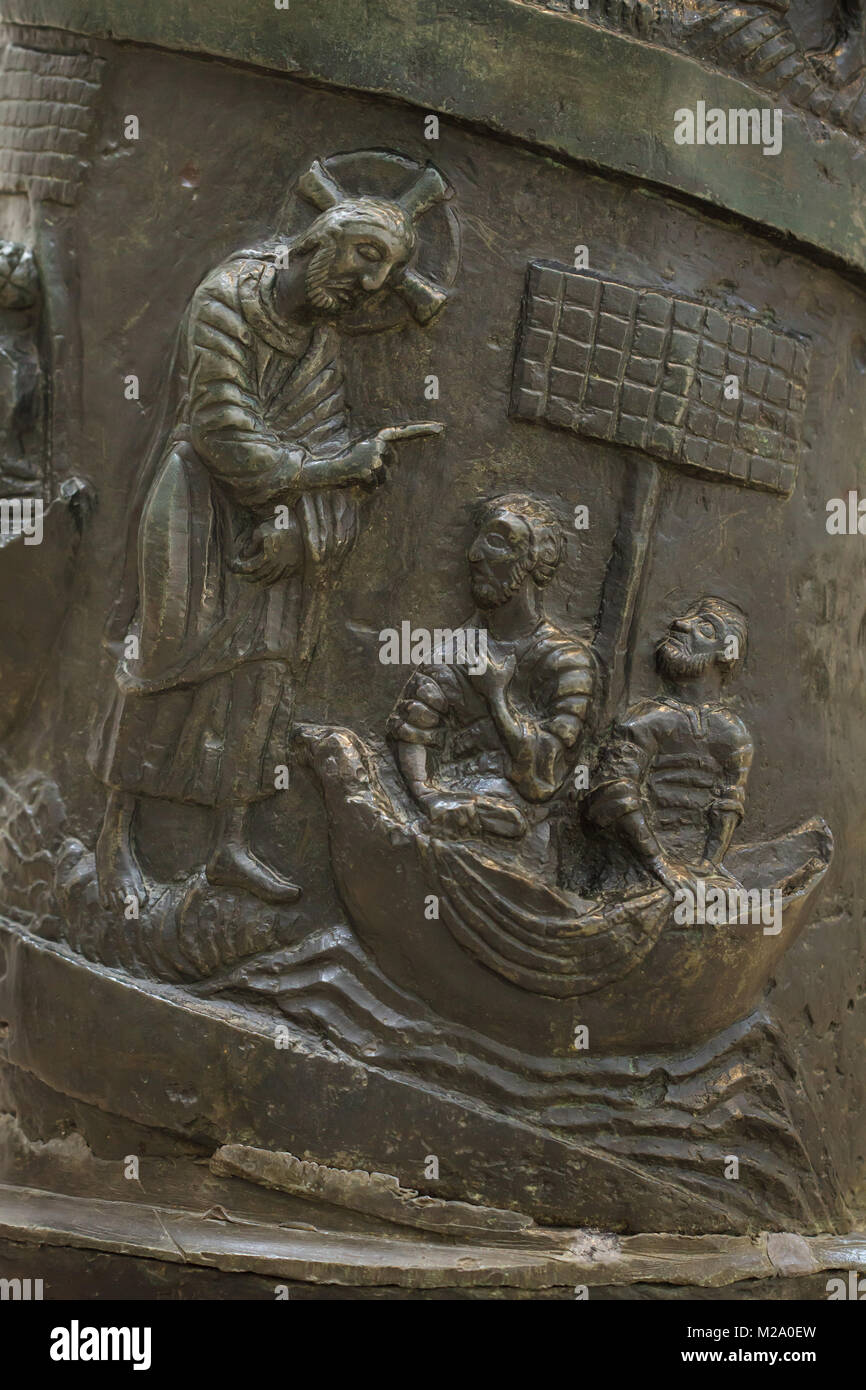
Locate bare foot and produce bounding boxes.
[95,795,147,912]
[290,722,332,766]
[291,724,369,782]
[206,843,302,905]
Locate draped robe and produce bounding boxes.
[90,250,356,807]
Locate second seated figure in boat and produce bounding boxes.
[297,511,831,1039]
[586,596,753,901]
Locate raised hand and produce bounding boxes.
[470,649,516,703]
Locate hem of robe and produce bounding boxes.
[88,660,294,808]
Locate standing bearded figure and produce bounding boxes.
[90,159,449,909]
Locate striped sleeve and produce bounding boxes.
[539,640,595,748]
[186,268,306,508]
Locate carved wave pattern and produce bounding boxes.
[0,769,842,1231]
[202,923,845,1233]
[0,769,290,980]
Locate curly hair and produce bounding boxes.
[292,198,417,260]
[476,493,565,586]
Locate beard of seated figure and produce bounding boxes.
[467,514,536,612]
[656,638,716,684]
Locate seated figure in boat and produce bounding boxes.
[297,574,830,1007]
[386,492,596,873]
[587,596,752,897]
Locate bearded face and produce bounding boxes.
[304,237,357,312]
[656,639,716,682]
[468,512,533,610]
[300,211,414,315]
[656,608,730,684]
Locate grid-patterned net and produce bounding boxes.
[511,261,811,497]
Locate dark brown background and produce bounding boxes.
[6,40,865,1214]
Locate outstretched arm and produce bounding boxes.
[300,423,445,493]
[188,277,442,505]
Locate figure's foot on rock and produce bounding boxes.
[291,722,339,766]
[95,822,148,913]
[206,843,302,905]
[291,724,368,779]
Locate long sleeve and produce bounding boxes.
[507,638,595,802]
[587,707,658,828]
[186,273,306,509]
[711,714,753,823]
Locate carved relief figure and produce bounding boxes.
[587,596,753,897]
[387,493,595,870]
[295,496,680,1003]
[547,0,866,137]
[812,0,866,84]
[89,159,449,910]
[0,240,45,495]
[295,545,830,1032]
